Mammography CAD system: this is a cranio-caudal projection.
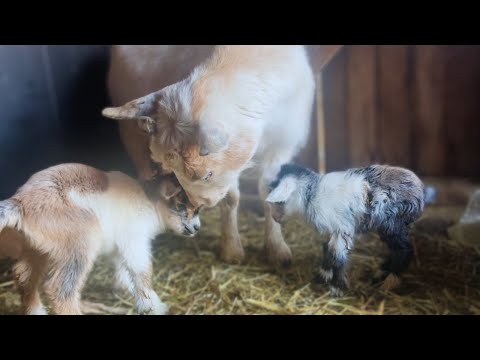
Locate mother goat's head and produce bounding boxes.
[102,83,256,208]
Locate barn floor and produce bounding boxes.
[1,201,479,315]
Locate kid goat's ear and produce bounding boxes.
[159,178,183,200]
[265,177,297,203]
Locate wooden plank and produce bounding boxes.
[323,47,349,171]
[376,45,412,167]
[316,72,326,173]
[297,45,344,172]
[307,45,344,72]
[414,45,446,177]
[294,45,343,172]
[444,45,480,179]
[346,45,377,167]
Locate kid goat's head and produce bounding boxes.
[265,176,300,224]
[154,175,201,237]
[265,164,318,224]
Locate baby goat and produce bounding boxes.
[0,163,200,315]
[265,163,425,296]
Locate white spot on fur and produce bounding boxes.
[27,304,48,315]
[370,190,390,220]
[319,268,333,282]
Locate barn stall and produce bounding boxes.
[0,45,479,315]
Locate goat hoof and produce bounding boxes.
[310,272,330,292]
[310,280,325,292]
[219,245,245,264]
[329,286,345,298]
[266,245,292,268]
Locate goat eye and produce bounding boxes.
[202,171,213,181]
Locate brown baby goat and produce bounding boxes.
[0,163,200,315]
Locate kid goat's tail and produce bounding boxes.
[0,200,21,232]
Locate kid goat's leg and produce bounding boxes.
[119,239,167,315]
[13,249,48,315]
[312,231,353,297]
[114,256,134,293]
[79,256,131,315]
[44,250,94,315]
[380,226,412,291]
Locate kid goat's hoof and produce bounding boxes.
[329,287,345,298]
[310,270,332,292]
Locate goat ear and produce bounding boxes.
[102,91,161,135]
[198,123,229,156]
[159,178,183,200]
[265,177,296,203]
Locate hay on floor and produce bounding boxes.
[0,204,479,315]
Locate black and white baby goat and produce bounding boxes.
[265,163,425,296]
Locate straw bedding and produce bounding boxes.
[0,203,479,315]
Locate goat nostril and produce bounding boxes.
[194,224,200,231]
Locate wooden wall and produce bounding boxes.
[314,45,480,180]
[1,45,479,201]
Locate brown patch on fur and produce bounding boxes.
[186,207,197,220]
[363,182,370,204]
[164,183,199,220]
[373,165,424,198]
[17,163,108,196]
[0,228,24,260]
[180,134,255,181]
[11,164,107,253]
